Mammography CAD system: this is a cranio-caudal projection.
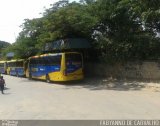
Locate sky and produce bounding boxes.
[0,0,64,43]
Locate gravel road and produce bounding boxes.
[0,75,160,120]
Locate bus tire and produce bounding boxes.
[46,74,51,83]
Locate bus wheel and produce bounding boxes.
[46,75,51,83]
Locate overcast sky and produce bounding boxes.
[0,0,65,43]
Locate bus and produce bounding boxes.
[7,59,25,76]
[0,61,7,74]
[25,52,84,82]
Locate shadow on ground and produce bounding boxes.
[56,78,160,91]
[4,87,10,90]
[3,93,11,95]
[18,76,160,91]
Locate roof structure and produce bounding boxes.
[6,52,14,58]
[44,38,91,52]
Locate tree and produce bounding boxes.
[90,0,160,62]
[2,0,160,61]
[139,0,160,32]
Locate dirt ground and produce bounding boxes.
[0,75,160,120]
[83,77,160,92]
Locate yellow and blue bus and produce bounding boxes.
[0,61,7,74]
[26,52,84,82]
[7,59,25,76]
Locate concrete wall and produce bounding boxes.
[85,61,160,80]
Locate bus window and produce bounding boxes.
[16,61,23,67]
[30,58,37,66]
[44,55,62,66]
[65,53,82,74]
[66,53,82,66]
[51,55,61,66]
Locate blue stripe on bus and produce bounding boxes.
[30,65,60,77]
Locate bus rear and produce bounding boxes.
[0,61,6,74]
[62,52,84,81]
[7,60,25,76]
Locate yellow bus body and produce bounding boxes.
[26,52,84,82]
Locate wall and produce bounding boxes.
[85,61,160,80]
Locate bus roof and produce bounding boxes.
[7,59,24,63]
[29,52,81,59]
[0,61,6,63]
[29,53,62,59]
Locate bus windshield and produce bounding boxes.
[65,53,82,73]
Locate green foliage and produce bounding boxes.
[0,41,11,59]
[2,0,160,62]
[92,0,160,62]
[140,0,160,32]
[0,41,10,49]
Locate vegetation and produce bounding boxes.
[0,41,10,60]
[2,0,160,62]
[0,41,10,49]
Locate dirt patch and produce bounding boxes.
[82,77,160,92]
